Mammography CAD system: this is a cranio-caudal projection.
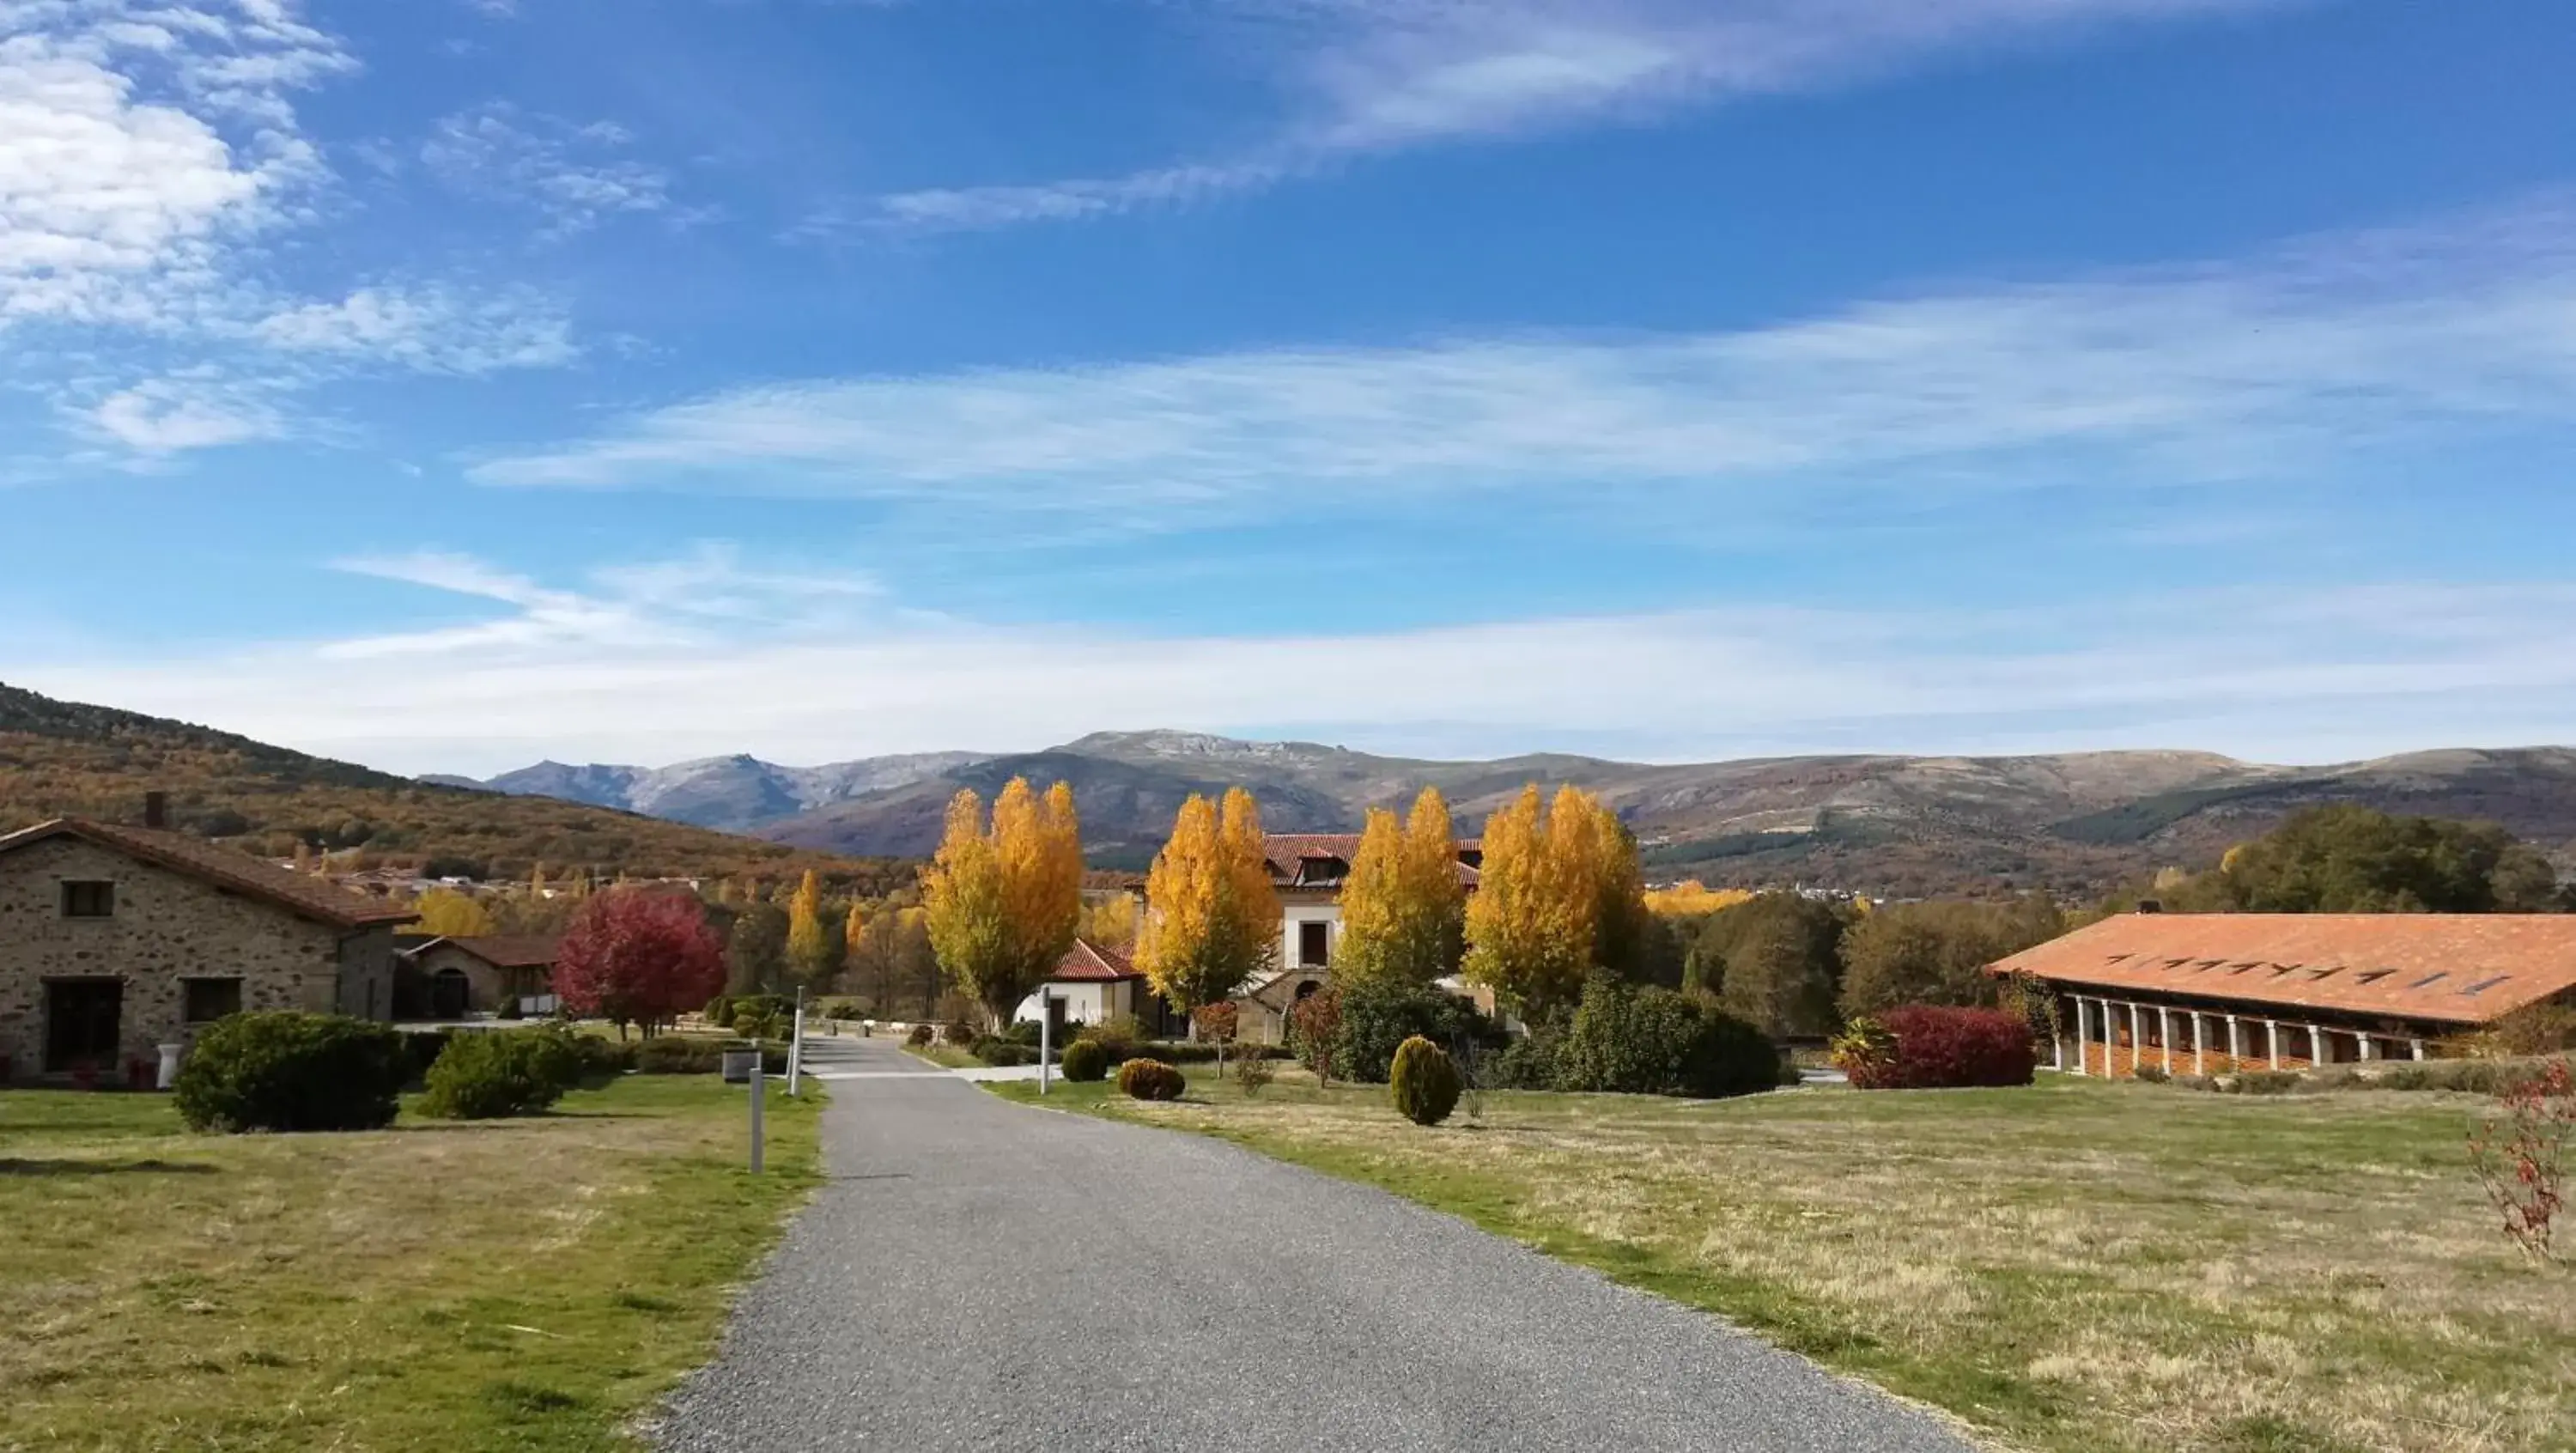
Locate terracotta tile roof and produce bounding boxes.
[0,817,418,931]
[1050,939,1140,982]
[410,935,561,970]
[1261,833,1481,888]
[1991,914,2576,1026]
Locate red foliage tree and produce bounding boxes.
[554,889,727,1038]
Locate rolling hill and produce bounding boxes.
[446,728,2576,899]
[0,683,914,892]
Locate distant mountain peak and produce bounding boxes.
[1065,729,1333,762]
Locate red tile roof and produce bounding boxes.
[1261,833,1480,888]
[1991,914,2576,1026]
[0,818,418,931]
[410,935,561,970]
[1050,939,1139,982]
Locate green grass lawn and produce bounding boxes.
[993,1071,2576,1453]
[0,1074,819,1453]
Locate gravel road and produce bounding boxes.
[656,1035,1973,1453]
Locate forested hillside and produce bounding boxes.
[0,683,914,892]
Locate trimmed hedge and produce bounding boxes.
[634,1037,787,1075]
[1557,976,1781,1098]
[1389,1036,1462,1126]
[1117,1058,1188,1101]
[174,1012,410,1133]
[1060,1038,1110,1082]
[1839,1006,2037,1090]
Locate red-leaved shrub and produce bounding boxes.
[1841,1006,2036,1090]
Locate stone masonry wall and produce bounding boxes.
[0,836,361,1081]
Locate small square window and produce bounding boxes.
[60,880,116,918]
[183,977,243,1024]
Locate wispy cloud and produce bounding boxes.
[252,286,577,374]
[422,103,672,237]
[325,544,887,660]
[14,553,2574,775]
[0,4,586,460]
[478,198,2576,516]
[844,0,2300,234]
[0,0,351,325]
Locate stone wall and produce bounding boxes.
[0,836,381,1082]
[411,941,501,1014]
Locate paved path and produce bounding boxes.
[658,1035,1971,1453]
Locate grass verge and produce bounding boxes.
[0,1074,819,1453]
[990,1072,2574,1453]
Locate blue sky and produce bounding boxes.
[3,0,2573,775]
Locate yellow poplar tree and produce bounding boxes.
[1077,892,1140,948]
[1137,788,1280,1012]
[1335,787,1467,989]
[786,868,835,986]
[411,888,495,939]
[1463,784,1644,1018]
[923,779,1084,1025]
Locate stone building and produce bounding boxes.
[400,935,562,1019]
[0,814,416,1085]
[1991,912,2576,1077]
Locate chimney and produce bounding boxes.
[143,791,168,830]
[2136,898,2162,915]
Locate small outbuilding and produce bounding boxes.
[400,935,562,1019]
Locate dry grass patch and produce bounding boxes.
[994,1073,2574,1453]
[0,1075,819,1453]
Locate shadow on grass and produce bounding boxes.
[0,1157,219,1176]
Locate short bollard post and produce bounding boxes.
[748,1056,766,1175]
[1040,1000,1053,1097]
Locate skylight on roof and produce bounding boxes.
[2353,970,2393,985]
[2463,975,2512,995]
[2409,972,2449,989]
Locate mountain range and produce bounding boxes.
[437,731,2576,899]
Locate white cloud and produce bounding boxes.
[0,5,583,460]
[11,554,2574,775]
[84,374,282,452]
[252,286,577,374]
[422,103,671,236]
[853,0,2299,233]
[0,1,349,323]
[477,198,2576,513]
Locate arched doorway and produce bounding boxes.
[429,969,471,1020]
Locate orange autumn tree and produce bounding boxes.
[922,779,1084,1027]
[1462,784,1647,1019]
[1137,788,1280,1015]
[1334,787,1467,991]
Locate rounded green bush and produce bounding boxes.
[1060,1038,1109,1082]
[1116,1057,1187,1101]
[173,1012,408,1133]
[1388,1036,1462,1126]
[421,1029,579,1119]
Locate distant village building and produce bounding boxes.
[1992,912,2576,1076]
[399,935,562,1020]
[1236,833,1485,1044]
[1012,939,1180,1040]
[0,804,414,1085]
